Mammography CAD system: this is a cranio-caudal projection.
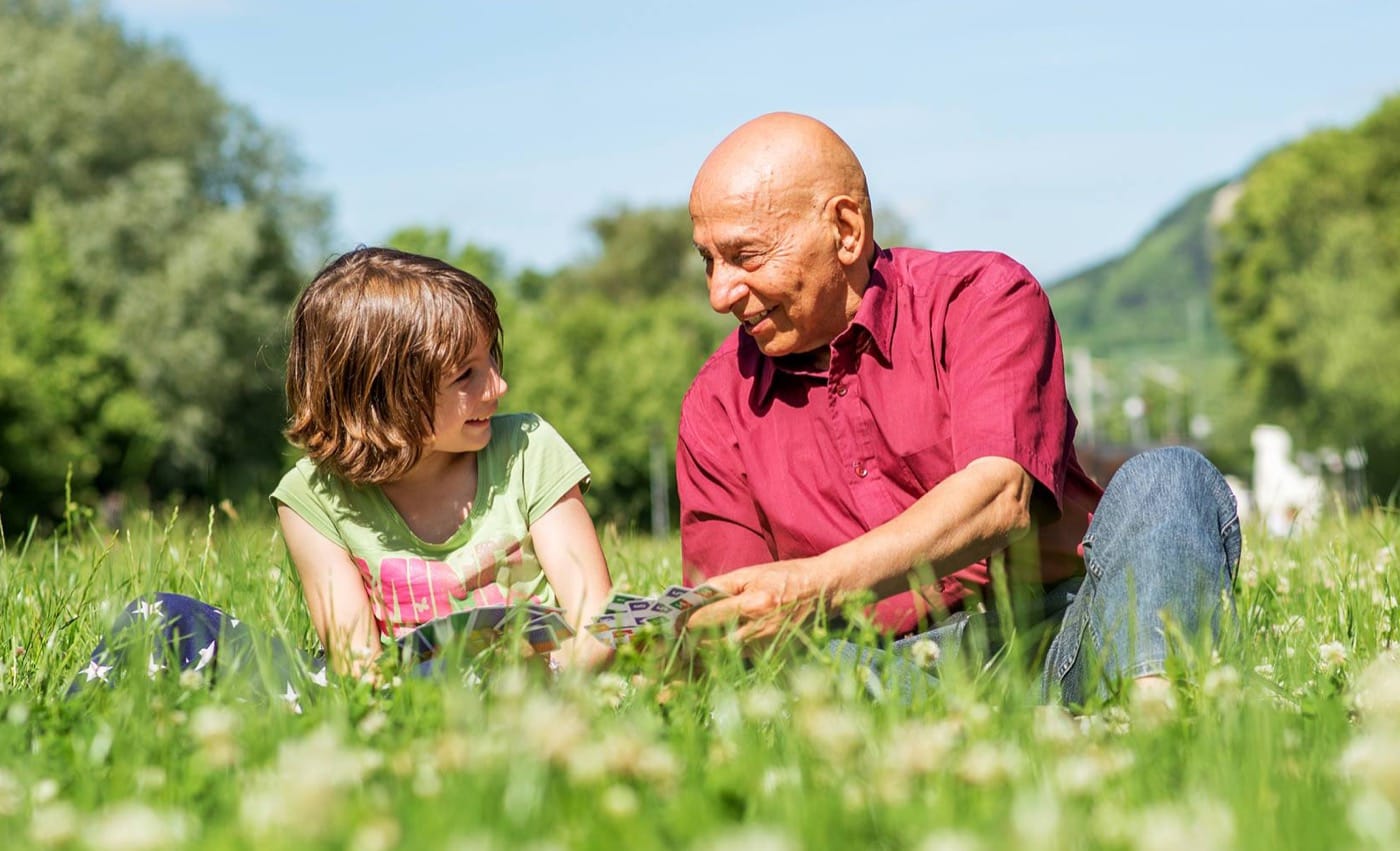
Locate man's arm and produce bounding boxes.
[685,455,1033,641]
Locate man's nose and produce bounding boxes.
[708,264,748,315]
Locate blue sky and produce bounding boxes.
[110,0,1398,283]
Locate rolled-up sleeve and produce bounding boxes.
[940,255,1070,521]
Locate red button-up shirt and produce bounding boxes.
[677,247,1103,636]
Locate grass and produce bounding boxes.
[1,503,1398,850]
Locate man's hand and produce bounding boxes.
[682,557,839,645]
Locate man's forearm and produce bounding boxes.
[809,456,1036,606]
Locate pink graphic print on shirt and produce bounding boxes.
[353,537,528,637]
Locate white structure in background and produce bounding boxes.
[1251,424,1325,536]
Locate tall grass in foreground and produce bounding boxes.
[0,505,1397,850]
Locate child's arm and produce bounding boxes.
[277,505,382,677]
[530,484,615,670]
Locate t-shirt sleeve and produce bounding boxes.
[269,461,348,547]
[940,255,1071,520]
[518,415,591,525]
[676,387,777,584]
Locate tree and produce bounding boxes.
[0,1,328,528]
[1215,94,1400,496]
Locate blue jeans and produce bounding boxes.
[831,447,1242,706]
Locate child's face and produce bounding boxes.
[428,338,507,454]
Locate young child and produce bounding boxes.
[273,246,614,675]
[73,247,613,693]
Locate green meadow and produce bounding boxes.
[1,505,1398,851]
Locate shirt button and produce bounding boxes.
[855,463,868,478]
[836,385,848,397]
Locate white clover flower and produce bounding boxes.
[600,784,639,819]
[908,638,941,670]
[0,769,21,816]
[797,705,866,761]
[1319,641,1350,675]
[883,720,960,780]
[356,710,389,739]
[412,763,442,799]
[1253,663,1275,679]
[740,685,785,723]
[1340,731,1400,807]
[1348,788,1398,846]
[593,672,630,709]
[239,726,383,839]
[520,696,587,764]
[348,818,400,851]
[916,830,984,851]
[1032,705,1079,747]
[1130,680,1179,728]
[1011,788,1062,850]
[1350,655,1400,725]
[694,825,796,851]
[1202,665,1242,700]
[29,801,78,847]
[189,706,239,768]
[31,777,60,805]
[81,802,191,851]
[177,670,203,691]
[1135,798,1235,851]
[956,741,1024,786]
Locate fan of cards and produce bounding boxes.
[585,583,728,646]
[398,583,728,660]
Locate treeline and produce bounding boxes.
[1215,94,1400,498]
[0,0,327,530]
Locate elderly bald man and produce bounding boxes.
[678,113,1240,704]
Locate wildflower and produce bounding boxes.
[32,778,60,804]
[694,825,796,851]
[883,720,960,780]
[29,801,78,847]
[1319,641,1349,675]
[189,706,239,768]
[239,726,383,839]
[593,672,630,709]
[356,710,389,739]
[1011,788,1062,850]
[917,830,984,851]
[519,695,587,764]
[797,705,866,762]
[1202,665,1242,701]
[1350,654,1400,726]
[1253,663,1275,679]
[0,769,21,815]
[908,638,941,670]
[81,802,190,851]
[740,685,786,723]
[178,670,203,690]
[1339,730,1400,806]
[600,784,639,819]
[349,818,400,851]
[1032,705,1079,747]
[6,702,29,725]
[1134,797,1235,851]
[956,742,1024,786]
[1348,788,1398,846]
[1129,680,1178,728]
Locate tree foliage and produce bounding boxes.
[0,0,327,528]
[1215,94,1400,496]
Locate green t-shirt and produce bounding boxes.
[271,412,589,641]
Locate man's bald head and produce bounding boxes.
[690,112,873,238]
[689,114,878,359]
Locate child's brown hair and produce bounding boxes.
[285,247,503,484]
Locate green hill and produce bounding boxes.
[1047,181,1234,358]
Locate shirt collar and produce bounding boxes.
[745,246,897,407]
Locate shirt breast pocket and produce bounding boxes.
[890,433,955,491]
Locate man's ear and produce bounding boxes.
[828,195,869,268]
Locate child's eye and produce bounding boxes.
[454,368,473,384]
